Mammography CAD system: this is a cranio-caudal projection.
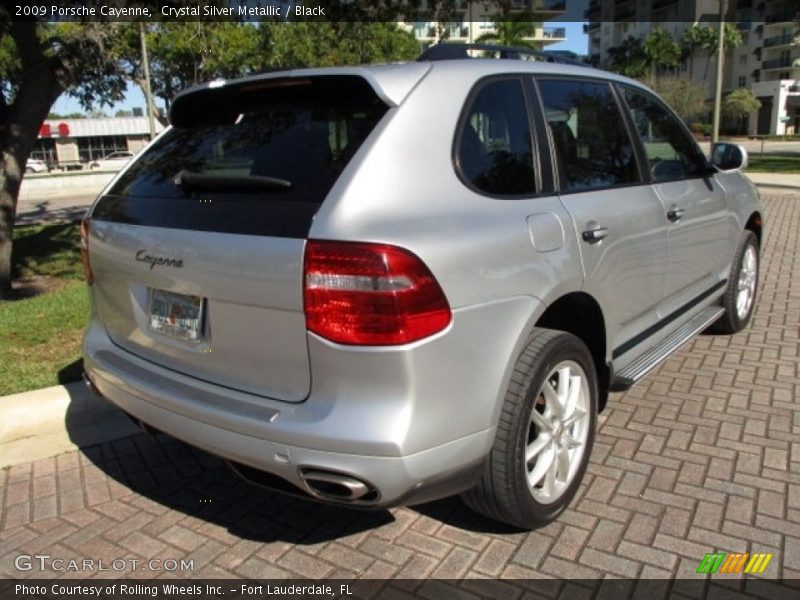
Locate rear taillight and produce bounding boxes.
[80,218,93,285]
[304,241,451,345]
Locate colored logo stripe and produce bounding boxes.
[696,552,773,574]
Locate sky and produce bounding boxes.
[50,22,590,117]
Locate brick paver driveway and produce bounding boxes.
[1,194,798,593]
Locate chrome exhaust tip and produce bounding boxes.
[300,469,378,503]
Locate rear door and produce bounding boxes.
[536,77,669,355]
[88,76,388,402]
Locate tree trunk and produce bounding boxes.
[0,23,65,299]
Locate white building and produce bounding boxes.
[404,0,567,48]
[31,117,165,169]
[585,0,799,135]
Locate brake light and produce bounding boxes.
[304,241,451,345]
[80,218,93,285]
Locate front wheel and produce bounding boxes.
[462,328,597,529]
[710,230,759,334]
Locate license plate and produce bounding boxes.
[149,289,203,342]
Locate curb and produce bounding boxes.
[0,381,140,469]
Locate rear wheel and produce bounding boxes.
[463,328,597,528]
[710,230,759,334]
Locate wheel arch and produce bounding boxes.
[745,211,762,246]
[535,292,610,412]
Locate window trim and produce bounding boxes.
[615,83,715,186]
[452,74,543,200]
[533,75,646,196]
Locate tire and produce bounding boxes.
[462,328,598,529]
[25,167,33,173]
[709,230,759,334]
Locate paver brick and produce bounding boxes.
[472,539,517,577]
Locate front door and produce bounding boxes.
[620,86,730,317]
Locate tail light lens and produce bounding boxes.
[80,218,93,285]
[304,241,451,345]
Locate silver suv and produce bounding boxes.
[82,44,762,528]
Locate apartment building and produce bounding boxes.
[404,0,567,48]
[586,0,799,135]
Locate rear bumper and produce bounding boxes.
[83,321,495,507]
[83,295,540,506]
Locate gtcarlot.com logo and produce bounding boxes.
[14,554,194,573]
[696,552,773,575]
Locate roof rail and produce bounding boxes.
[417,43,589,68]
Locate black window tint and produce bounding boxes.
[622,87,708,182]
[457,78,535,195]
[94,77,387,238]
[110,77,386,204]
[538,79,639,192]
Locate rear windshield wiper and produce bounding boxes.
[174,170,292,192]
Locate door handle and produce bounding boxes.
[667,207,685,222]
[582,226,608,243]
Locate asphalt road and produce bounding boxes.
[15,193,95,226]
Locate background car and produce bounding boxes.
[25,158,49,173]
[89,151,135,170]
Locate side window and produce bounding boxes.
[538,78,639,192]
[622,87,708,182]
[456,78,535,196]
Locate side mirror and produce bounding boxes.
[711,143,748,172]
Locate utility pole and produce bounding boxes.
[711,0,727,144]
[139,22,156,141]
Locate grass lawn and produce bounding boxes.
[0,222,89,396]
[746,155,800,174]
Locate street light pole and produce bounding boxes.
[139,22,156,141]
[711,0,727,144]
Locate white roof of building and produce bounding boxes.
[40,117,165,138]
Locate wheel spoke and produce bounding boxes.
[542,448,560,497]
[556,442,571,480]
[562,431,583,450]
[563,407,586,429]
[553,367,571,418]
[525,435,550,463]
[564,374,581,420]
[542,380,560,418]
[527,443,555,488]
[530,407,551,433]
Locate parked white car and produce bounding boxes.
[90,151,135,170]
[25,158,49,173]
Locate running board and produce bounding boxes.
[610,306,724,391]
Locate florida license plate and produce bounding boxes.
[149,289,203,342]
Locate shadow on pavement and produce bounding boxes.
[72,420,400,544]
[69,399,522,542]
[16,201,88,225]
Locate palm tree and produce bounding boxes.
[643,28,681,83]
[607,36,648,78]
[680,23,705,77]
[702,23,743,79]
[476,11,536,49]
[723,89,761,134]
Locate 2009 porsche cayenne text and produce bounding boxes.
[82,44,762,528]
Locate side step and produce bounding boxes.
[610,306,724,391]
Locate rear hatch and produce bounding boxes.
[87,75,388,402]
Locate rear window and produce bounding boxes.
[93,76,387,237]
